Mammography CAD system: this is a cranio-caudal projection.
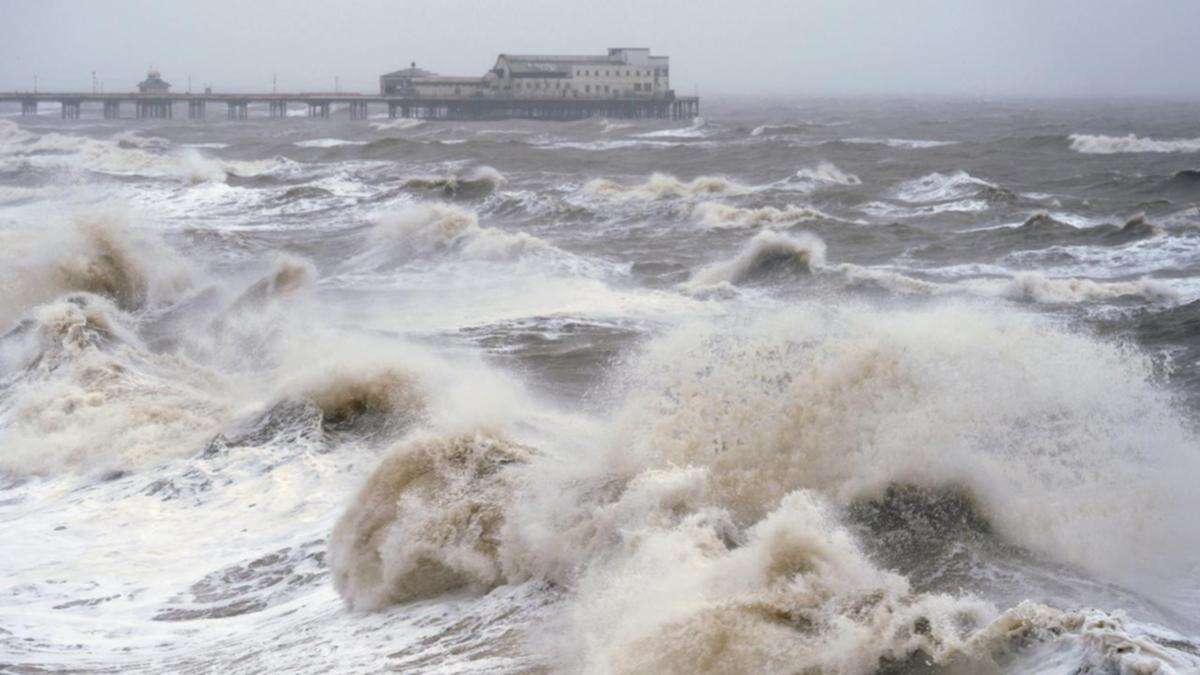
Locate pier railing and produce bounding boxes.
[0,92,700,121]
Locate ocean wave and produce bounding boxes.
[0,121,284,183]
[353,203,559,265]
[294,138,368,148]
[329,432,532,610]
[606,304,1200,587]
[750,123,812,137]
[0,293,233,476]
[369,118,426,132]
[691,201,830,229]
[843,137,957,149]
[687,230,826,288]
[599,120,632,134]
[584,173,748,200]
[779,161,862,193]
[0,216,193,324]
[274,356,426,437]
[369,301,1200,671]
[861,198,990,218]
[634,117,708,139]
[994,272,1177,304]
[837,263,1179,306]
[1069,133,1200,154]
[895,170,994,203]
[400,165,507,199]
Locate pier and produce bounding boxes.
[0,92,699,121]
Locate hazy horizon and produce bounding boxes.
[2,0,1200,98]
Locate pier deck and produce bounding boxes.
[0,92,699,121]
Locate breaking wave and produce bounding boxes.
[635,117,708,139]
[0,216,192,324]
[400,165,507,199]
[0,294,233,476]
[329,432,533,611]
[995,272,1177,304]
[691,201,830,229]
[895,170,994,203]
[294,138,368,148]
[0,121,283,183]
[355,203,558,264]
[1069,133,1200,154]
[687,230,826,287]
[329,302,1200,671]
[843,137,957,149]
[280,358,426,435]
[369,118,426,132]
[750,123,812,137]
[781,161,862,193]
[584,173,748,200]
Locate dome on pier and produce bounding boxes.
[137,68,171,94]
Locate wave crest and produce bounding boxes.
[895,170,994,203]
[688,230,826,287]
[1069,133,1200,154]
[584,173,747,200]
[401,166,507,199]
[329,432,533,610]
[0,216,192,326]
[361,203,556,264]
[692,201,829,229]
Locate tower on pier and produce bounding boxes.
[137,68,171,94]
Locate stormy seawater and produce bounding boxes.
[2,96,1200,673]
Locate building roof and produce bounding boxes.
[498,54,616,76]
[381,66,436,79]
[412,76,486,84]
[138,75,171,89]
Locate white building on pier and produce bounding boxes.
[379,48,670,99]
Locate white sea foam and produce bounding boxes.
[750,123,810,137]
[370,118,426,131]
[635,117,708,139]
[779,161,862,193]
[895,170,994,203]
[584,173,748,200]
[354,203,559,265]
[687,230,827,288]
[294,138,368,148]
[691,201,830,228]
[1069,133,1200,154]
[0,121,284,183]
[861,198,990,218]
[843,137,957,149]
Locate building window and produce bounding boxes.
[585,85,591,92]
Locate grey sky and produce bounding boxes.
[2,0,1198,97]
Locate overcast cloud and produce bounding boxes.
[2,0,1198,97]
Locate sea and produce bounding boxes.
[1,96,1199,673]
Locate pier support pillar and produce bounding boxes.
[188,100,206,120]
[226,101,248,120]
[103,101,120,119]
[60,100,81,120]
[307,101,330,118]
[137,100,171,119]
[349,100,368,120]
[268,100,288,118]
[21,100,37,116]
